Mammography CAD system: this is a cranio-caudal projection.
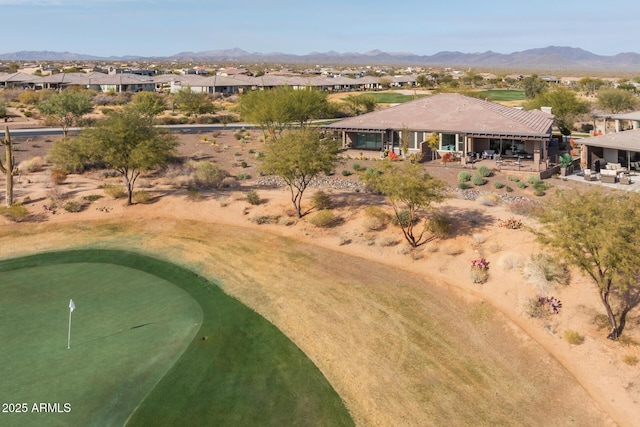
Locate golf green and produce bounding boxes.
[0,250,353,427]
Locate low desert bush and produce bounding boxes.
[458,182,472,190]
[236,172,250,180]
[308,209,336,227]
[508,175,520,182]
[522,254,569,294]
[410,250,423,261]
[508,199,538,216]
[426,212,451,238]
[311,191,331,210]
[190,160,227,189]
[525,295,562,318]
[498,217,523,229]
[63,199,88,213]
[477,165,491,177]
[391,209,413,227]
[423,243,438,253]
[220,177,239,188]
[341,169,352,176]
[246,190,261,205]
[497,252,523,270]
[103,184,127,199]
[83,194,103,202]
[442,244,463,256]
[471,233,485,244]
[622,354,639,366]
[517,181,527,189]
[19,156,45,173]
[493,181,504,189]
[250,215,280,225]
[471,173,486,186]
[0,204,29,222]
[362,216,386,231]
[457,171,472,183]
[563,329,584,345]
[378,236,400,247]
[477,193,500,206]
[133,190,152,204]
[338,235,351,246]
[352,163,362,171]
[50,168,68,185]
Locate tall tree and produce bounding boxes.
[578,77,608,97]
[596,88,638,113]
[536,190,640,339]
[172,88,214,117]
[522,75,547,99]
[128,91,167,122]
[260,129,342,217]
[0,127,16,207]
[240,86,329,140]
[81,110,178,205]
[361,161,445,248]
[37,89,93,137]
[526,87,590,135]
[343,94,377,116]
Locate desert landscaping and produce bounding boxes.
[1,124,639,426]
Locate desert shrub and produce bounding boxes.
[246,190,260,205]
[133,190,152,204]
[563,330,584,345]
[103,184,127,199]
[308,209,336,227]
[508,199,538,216]
[240,161,248,168]
[533,182,546,197]
[311,191,331,210]
[362,216,385,231]
[423,243,438,253]
[442,244,463,256]
[352,163,362,171]
[82,194,103,202]
[363,206,389,230]
[517,181,527,189]
[457,171,472,183]
[477,193,500,206]
[426,212,451,238]
[526,295,562,318]
[493,181,504,189]
[471,233,485,244]
[498,217,522,229]
[18,90,41,105]
[458,182,471,190]
[508,175,520,182]
[187,187,202,200]
[527,176,541,185]
[410,250,423,260]
[497,252,523,270]
[220,177,239,188]
[23,110,33,118]
[19,156,45,173]
[522,253,569,294]
[470,257,490,284]
[50,168,68,185]
[391,209,413,227]
[190,161,226,188]
[338,235,351,246]
[471,173,486,186]
[477,165,491,177]
[341,169,352,176]
[236,172,250,180]
[622,354,639,366]
[250,215,280,225]
[0,204,29,222]
[505,186,513,192]
[63,199,88,213]
[378,236,400,247]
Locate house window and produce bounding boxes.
[355,133,382,150]
[441,133,456,151]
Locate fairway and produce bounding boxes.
[0,251,353,427]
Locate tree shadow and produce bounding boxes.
[616,284,640,336]
[440,206,497,236]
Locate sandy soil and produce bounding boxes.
[1,129,639,426]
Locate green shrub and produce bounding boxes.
[133,190,152,204]
[505,186,513,192]
[309,209,336,227]
[240,161,248,168]
[471,173,486,186]
[477,165,491,177]
[236,172,250,180]
[563,330,584,345]
[0,204,29,222]
[83,194,103,202]
[457,171,472,183]
[103,184,127,199]
[623,354,639,366]
[458,182,471,190]
[311,191,331,210]
[517,181,527,189]
[391,209,413,227]
[352,163,362,171]
[522,253,569,294]
[527,176,541,185]
[246,190,260,205]
[508,175,520,182]
[364,206,389,221]
[341,169,352,176]
[50,168,68,185]
[493,181,504,189]
[426,212,451,238]
[63,199,87,212]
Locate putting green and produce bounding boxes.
[0,250,353,427]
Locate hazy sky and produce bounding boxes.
[2,0,638,57]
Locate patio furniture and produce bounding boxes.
[600,169,618,183]
[482,150,495,159]
[620,174,632,185]
[583,169,597,181]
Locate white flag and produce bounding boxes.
[69,299,75,312]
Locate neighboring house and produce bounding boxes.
[593,110,640,135]
[0,72,40,89]
[324,93,554,172]
[579,128,640,170]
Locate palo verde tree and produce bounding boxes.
[240,86,329,141]
[342,94,377,116]
[362,161,445,248]
[521,75,547,100]
[37,89,93,138]
[526,87,590,136]
[81,109,178,205]
[172,87,214,117]
[0,126,16,207]
[260,128,342,218]
[596,88,638,114]
[128,91,167,122]
[536,189,640,339]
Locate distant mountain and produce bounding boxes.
[2,46,640,71]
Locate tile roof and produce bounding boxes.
[326,92,554,137]
[579,129,640,150]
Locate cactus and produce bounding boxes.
[0,126,16,207]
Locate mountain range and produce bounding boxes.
[2,46,640,72]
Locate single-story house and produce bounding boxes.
[593,110,640,135]
[324,93,554,171]
[579,128,640,170]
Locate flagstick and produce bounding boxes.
[67,308,72,350]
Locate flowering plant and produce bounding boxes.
[470,257,489,284]
[471,258,489,270]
